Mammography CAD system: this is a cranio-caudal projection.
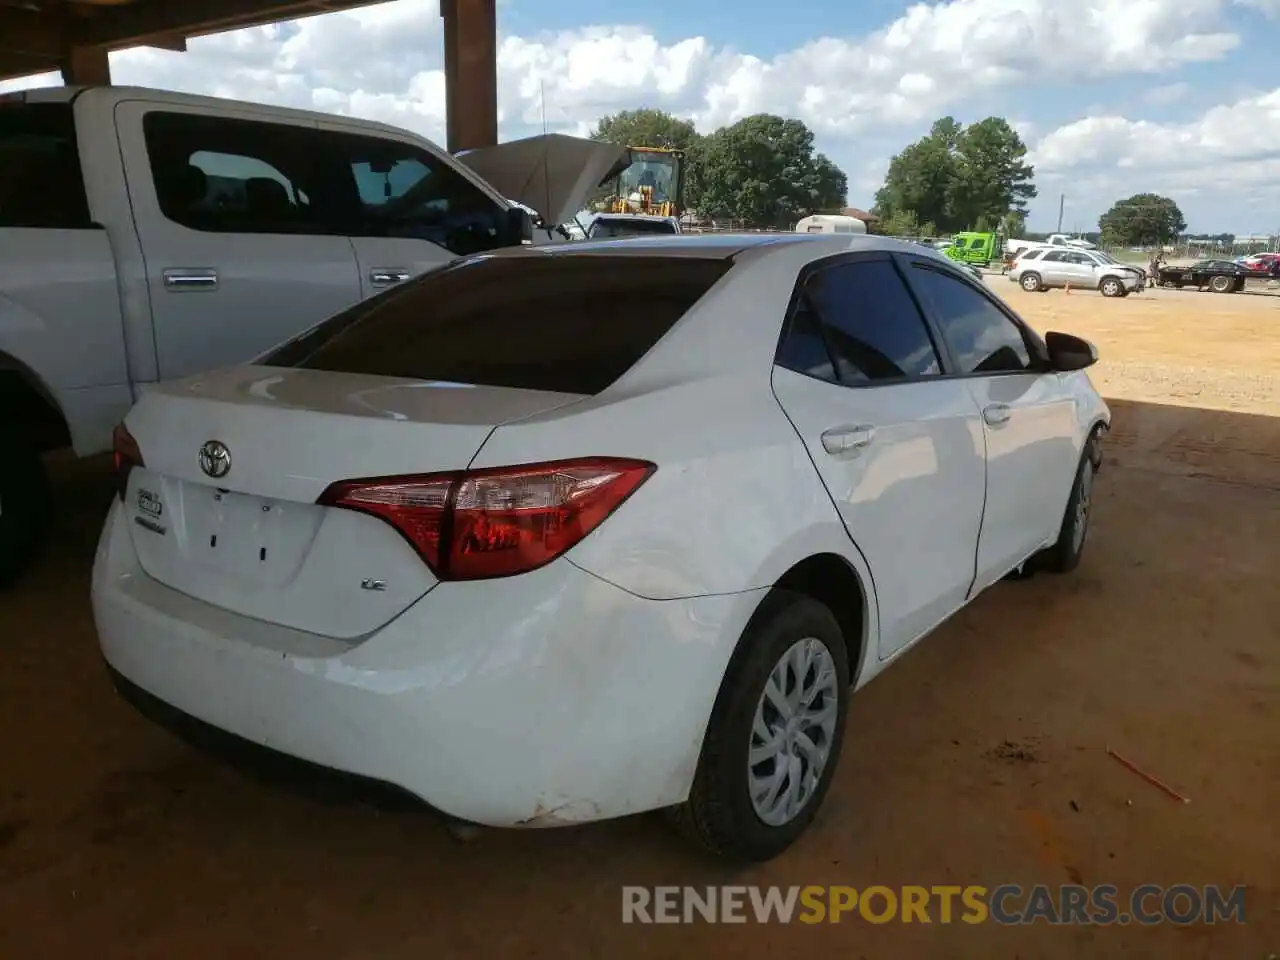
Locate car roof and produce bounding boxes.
[501,232,956,262]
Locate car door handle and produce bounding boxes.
[821,425,875,455]
[370,269,411,286]
[163,268,218,291]
[983,403,1012,426]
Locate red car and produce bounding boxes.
[1240,252,1279,270]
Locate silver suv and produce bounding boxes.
[1009,247,1146,297]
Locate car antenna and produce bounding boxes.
[541,79,553,233]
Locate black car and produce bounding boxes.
[1156,259,1249,293]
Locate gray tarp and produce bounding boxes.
[456,134,630,226]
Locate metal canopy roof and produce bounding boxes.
[0,0,388,81]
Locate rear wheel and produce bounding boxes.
[0,429,50,588]
[1020,272,1043,293]
[670,592,850,863]
[1209,275,1232,293]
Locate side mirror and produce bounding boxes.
[501,206,533,245]
[1045,331,1098,371]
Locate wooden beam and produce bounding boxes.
[145,34,190,53]
[74,0,387,48]
[0,7,64,60]
[442,0,497,153]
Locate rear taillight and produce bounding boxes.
[318,457,655,580]
[112,423,144,501]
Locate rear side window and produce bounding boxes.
[144,111,330,235]
[262,254,732,395]
[0,102,93,229]
[776,258,942,385]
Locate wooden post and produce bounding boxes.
[441,0,497,153]
[60,44,111,86]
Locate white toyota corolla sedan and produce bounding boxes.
[93,234,1110,863]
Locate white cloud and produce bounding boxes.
[1143,82,1191,105]
[1234,0,1280,17]
[1030,89,1280,227]
[1032,89,1280,173]
[0,0,1255,143]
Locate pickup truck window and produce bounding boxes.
[327,131,505,254]
[0,102,93,229]
[144,111,328,235]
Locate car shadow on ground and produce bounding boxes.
[1,399,1277,960]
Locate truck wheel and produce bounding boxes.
[1020,272,1043,292]
[0,429,50,587]
[1209,275,1232,293]
[1099,277,1123,298]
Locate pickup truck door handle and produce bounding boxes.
[821,424,875,455]
[983,403,1012,426]
[370,269,411,286]
[163,268,218,291]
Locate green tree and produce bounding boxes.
[999,210,1026,239]
[948,117,1036,228]
[690,114,847,228]
[874,116,1036,234]
[1098,194,1187,247]
[588,108,700,151]
[873,117,960,232]
[875,209,921,237]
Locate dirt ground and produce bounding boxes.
[1,283,1277,959]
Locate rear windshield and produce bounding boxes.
[0,101,93,229]
[262,253,732,395]
[587,218,679,238]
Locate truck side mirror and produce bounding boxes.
[502,207,533,245]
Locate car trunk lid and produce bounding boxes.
[120,365,585,639]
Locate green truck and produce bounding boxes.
[943,231,1001,267]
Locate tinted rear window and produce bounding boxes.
[0,102,93,229]
[263,254,731,395]
[587,218,678,238]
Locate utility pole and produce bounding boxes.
[1056,194,1065,233]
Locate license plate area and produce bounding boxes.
[182,486,312,584]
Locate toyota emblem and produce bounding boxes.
[198,440,231,479]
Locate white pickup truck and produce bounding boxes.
[0,85,625,584]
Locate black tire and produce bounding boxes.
[1020,272,1043,293]
[670,591,850,863]
[1099,277,1123,298]
[1035,430,1100,575]
[0,429,50,588]
[1209,275,1232,293]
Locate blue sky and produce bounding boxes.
[5,0,1280,234]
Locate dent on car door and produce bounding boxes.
[769,254,987,660]
[903,262,1080,590]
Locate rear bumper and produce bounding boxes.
[92,502,763,827]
